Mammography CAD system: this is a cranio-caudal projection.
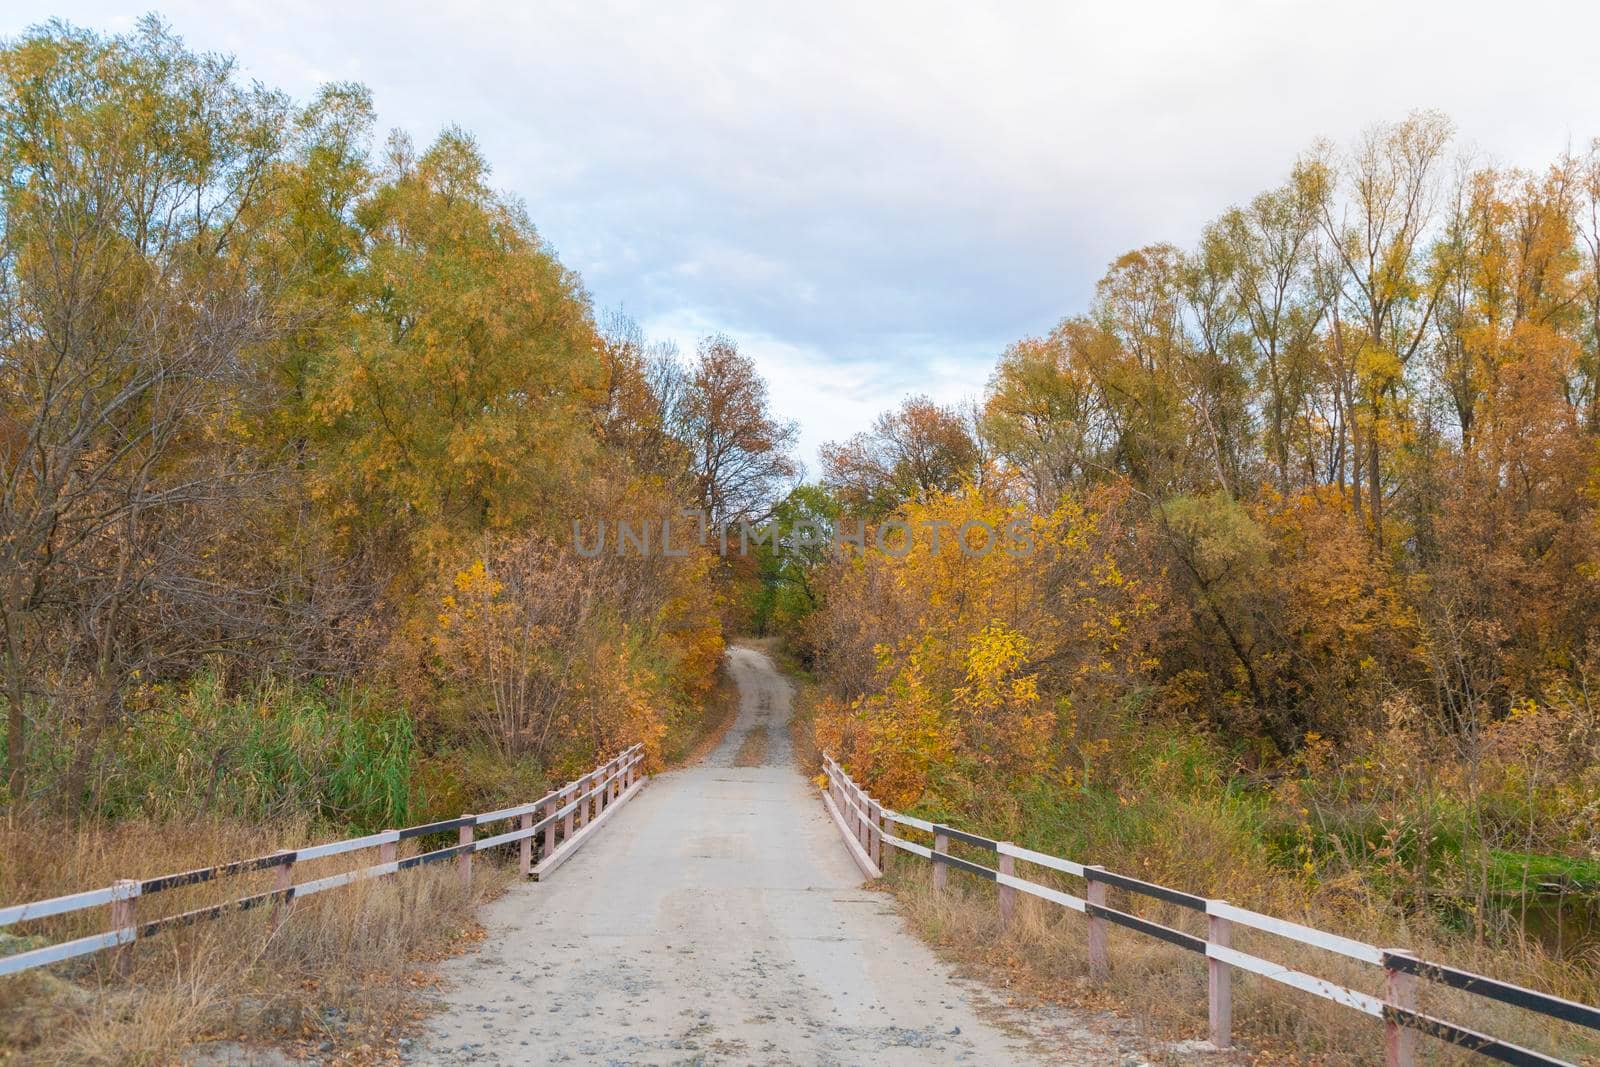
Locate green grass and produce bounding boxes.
[83,673,417,831]
[1487,849,1600,893]
[888,716,1599,961]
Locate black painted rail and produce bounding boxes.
[821,752,1600,1067]
[0,745,646,977]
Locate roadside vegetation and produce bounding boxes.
[767,114,1600,1061]
[4,10,1599,1064]
[0,16,797,1063]
[0,816,501,1066]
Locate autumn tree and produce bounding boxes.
[818,109,1600,793]
[810,483,1167,807]
[311,128,602,579]
[0,18,293,804]
[1089,244,1194,494]
[1178,223,1256,496]
[1304,111,1454,541]
[821,395,980,516]
[981,325,1109,508]
[1219,178,1328,489]
[430,527,721,766]
[594,309,692,486]
[0,18,738,808]
[1580,143,1600,426]
[677,334,799,526]
[1153,489,1415,746]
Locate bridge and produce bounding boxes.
[3,646,1597,1064]
[414,645,1081,1064]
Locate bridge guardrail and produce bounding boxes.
[821,751,1600,1067]
[0,744,646,978]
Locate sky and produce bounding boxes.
[7,2,1600,469]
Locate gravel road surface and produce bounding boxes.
[414,645,1155,1065]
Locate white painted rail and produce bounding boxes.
[0,745,647,979]
[820,751,1600,1067]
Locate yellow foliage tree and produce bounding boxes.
[812,482,1165,809]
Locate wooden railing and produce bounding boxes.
[0,744,646,979]
[821,752,1600,1067]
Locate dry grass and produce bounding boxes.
[0,815,514,1065]
[666,659,741,769]
[779,660,821,776]
[880,850,1600,1066]
[732,725,769,767]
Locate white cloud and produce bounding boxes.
[641,308,989,468]
[9,0,1600,467]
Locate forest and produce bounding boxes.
[2,11,1599,1063]
[0,18,805,829]
[773,109,1600,1020]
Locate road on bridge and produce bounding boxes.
[415,645,1142,1065]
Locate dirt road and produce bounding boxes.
[414,646,1144,1065]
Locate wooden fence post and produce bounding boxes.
[519,811,535,877]
[542,797,557,859]
[854,786,869,851]
[110,879,137,978]
[1208,905,1232,1049]
[380,831,398,877]
[867,798,882,871]
[998,848,1016,928]
[932,831,949,893]
[563,785,577,839]
[1385,949,1417,1067]
[1085,866,1108,983]
[459,819,474,890]
[270,851,296,934]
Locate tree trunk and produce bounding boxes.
[1369,384,1384,550]
[4,659,24,802]
[2,600,29,802]
[1349,410,1362,521]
